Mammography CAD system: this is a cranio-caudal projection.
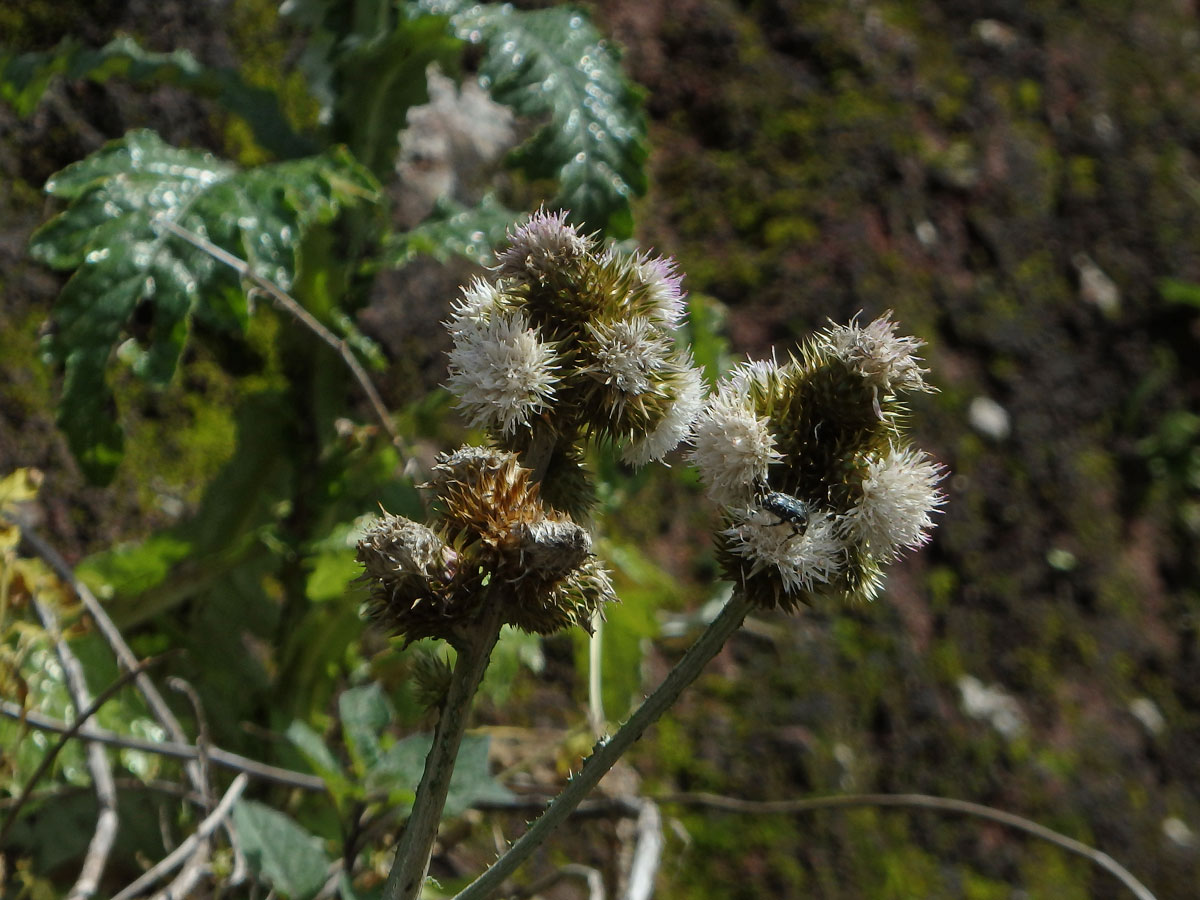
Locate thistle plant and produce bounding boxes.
[364,212,705,900]
[355,209,947,900]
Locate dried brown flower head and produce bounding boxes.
[357,446,614,644]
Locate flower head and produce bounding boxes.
[701,315,944,609]
[622,363,706,466]
[445,311,559,435]
[724,508,843,601]
[358,446,614,644]
[583,317,672,396]
[690,360,782,506]
[495,208,591,282]
[446,210,705,478]
[632,252,687,327]
[840,445,946,560]
[818,311,931,397]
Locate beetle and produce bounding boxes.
[759,491,811,537]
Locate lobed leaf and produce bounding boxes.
[29,130,379,483]
[417,1,648,237]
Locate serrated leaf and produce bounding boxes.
[232,800,331,900]
[376,193,517,269]
[29,130,379,482]
[339,683,392,774]
[419,1,647,237]
[365,733,513,818]
[0,36,310,158]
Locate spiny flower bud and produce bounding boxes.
[817,310,932,400]
[495,208,591,282]
[357,447,614,644]
[694,314,944,610]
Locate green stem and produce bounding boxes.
[453,591,753,900]
[382,606,505,900]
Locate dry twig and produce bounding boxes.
[0,699,325,792]
[109,773,248,900]
[30,595,119,900]
[154,218,412,465]
[664,791,1157,900]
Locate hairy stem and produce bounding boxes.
[383,605,505,900]
[454,591,753,900]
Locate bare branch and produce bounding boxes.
[31,595,119,900]
[14,520,204,791]
[663,791,1158,900]
[621,800,662,900]
[167,678,214,809]
[0,654,166,844]
[110,773,248,900]
[154,218,412,464]
[0,700,325,792]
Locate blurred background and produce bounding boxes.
[2,1,1199,897]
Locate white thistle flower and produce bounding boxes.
[690,361,782,506]
[446,277,506,338]
[823,311,931,396]
[495,208,590,280]
[724,508,843,594]
[634,253,687,327]
[585,317,672,395]
[446,312,559,434]
[841,445,946,559]
[622,364,705,466]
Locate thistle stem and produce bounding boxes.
[383,605,505,900]
[454,591,753,900]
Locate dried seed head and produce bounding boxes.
[362,446,614,642]
[511,518,592,581]
[356,513,452,635]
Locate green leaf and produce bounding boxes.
[420,1,647,237]
[0,36,311,158]
[365,732,513,818]
[577,540,673,717]
[376,193,517,269]
[285,720,343,780]
[285,721,351,795]
[232,800,331,900]
[339,683,392,774]
[30,130,378,482]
